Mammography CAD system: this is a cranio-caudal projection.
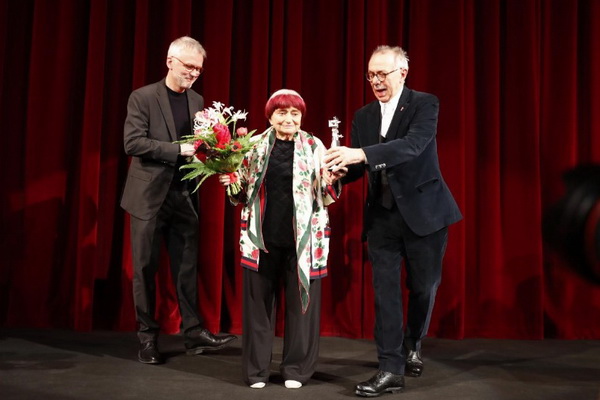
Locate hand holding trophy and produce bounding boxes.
[324,116,366,171]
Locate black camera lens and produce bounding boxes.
[543,164,600,284]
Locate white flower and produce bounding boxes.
[206,108,220,124]
[222,106,234,116]
[212,101,224,111]
[231,110,248,121]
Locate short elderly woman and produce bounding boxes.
[219,89,343,389]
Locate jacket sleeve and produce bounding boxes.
[123,89,180,164]
[362,95,439,171]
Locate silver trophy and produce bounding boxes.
[328,117,342,171]
[328,116,342,147]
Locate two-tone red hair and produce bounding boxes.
[264,89,306,119]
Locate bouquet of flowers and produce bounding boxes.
[177,101,256,195]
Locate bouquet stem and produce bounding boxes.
[225,172,242,196]
[226,181,241,196]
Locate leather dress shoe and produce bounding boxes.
[355,370,404,397]
[405,350,423,377]
[185,328,237,355]
[138,342,163,364]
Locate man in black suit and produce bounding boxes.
[121,36,235,365]
[324,45,462,396]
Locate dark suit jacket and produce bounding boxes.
[345,87,462,237]
[120,79,204,220]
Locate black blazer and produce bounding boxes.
[120,79,204,220]
[345,87,462,236]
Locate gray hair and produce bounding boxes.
[372,45,409,70]
[168,36,207,59]
[269,88,304,101]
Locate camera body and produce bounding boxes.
[543,164,600,284]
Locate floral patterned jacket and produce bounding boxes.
[230,127,340,312]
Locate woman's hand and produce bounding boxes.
[323,167,347,185]
[218,172,238,186]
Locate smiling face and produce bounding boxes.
[367,50,408,103]
[268,107,302,139]
[166,50,204,92]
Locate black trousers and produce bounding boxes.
[130,189,202,343]
[242,245,322,385]
[366,203,448,375]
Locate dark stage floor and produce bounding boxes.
[0,329,598,400]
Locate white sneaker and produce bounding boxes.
[249,382,266,389]
[284,380,302,389]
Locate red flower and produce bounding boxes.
[193,140,208,161]
[251,249,259,259]
[316,231,323,239]
[231,141,242,151]
[308,138,315,145]
[236,127,248,137]
[314,247,323,259]
[213,123,231,145]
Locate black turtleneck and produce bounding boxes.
[166,86,191,190]
[263,138,295,248]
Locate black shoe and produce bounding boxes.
[138,342,163,364]
[355,370,405,397]
[405,350,423,377]
[184,328,237,355]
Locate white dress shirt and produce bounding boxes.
[379,89,402,138]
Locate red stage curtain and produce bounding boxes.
[1,0,599,339]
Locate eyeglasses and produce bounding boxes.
[366,68,400,82]
[171,56,204,74]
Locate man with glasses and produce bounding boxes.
[121,36,236,365]
[324,45,462,396]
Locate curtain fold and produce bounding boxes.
[1,0,598,339]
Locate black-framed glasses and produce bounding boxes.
[171,56,204,74]
[366,68,399,82]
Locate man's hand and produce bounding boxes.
[324,146,366,170]
[180,143,195,156]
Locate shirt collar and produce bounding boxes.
[379,87,403,114]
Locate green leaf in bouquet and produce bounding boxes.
[179,162,217,193]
